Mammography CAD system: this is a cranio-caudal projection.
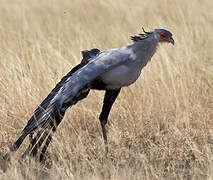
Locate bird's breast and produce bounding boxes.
[99,63,141,89]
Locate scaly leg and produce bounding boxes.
[99,88,121,153]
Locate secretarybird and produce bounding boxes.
[5,28,174,162]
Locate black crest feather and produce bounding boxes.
[131,27,152,42]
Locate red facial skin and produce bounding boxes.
[158,32,170,40]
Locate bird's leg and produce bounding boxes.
[99,88,121,154]
[100,120,108,153]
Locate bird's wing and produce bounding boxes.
[50,48,131,106]
[23,48,130,135]
[22,49,100,135]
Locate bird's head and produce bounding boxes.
[154,29,174,45]
[131,28,174,45]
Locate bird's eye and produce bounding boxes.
[160,33,169,39]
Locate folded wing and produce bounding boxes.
[22,49,101,136]
[23,48,130,136]
[51,49,130,106]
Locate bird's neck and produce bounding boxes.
[131,37,158,67]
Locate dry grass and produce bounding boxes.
[0,0,213,179]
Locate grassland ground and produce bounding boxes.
[0,0,213,179]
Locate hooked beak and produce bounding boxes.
[168,37,174,45]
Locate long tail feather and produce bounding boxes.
[30,130,51,157]
[5,48,101,161]
[22,130,42,159]
[3,133,28,160]
[10,133,28,152]
[39,128,55,162]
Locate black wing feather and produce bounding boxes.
[22,48,100,135]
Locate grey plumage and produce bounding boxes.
[6,28,174,161]
[49,28,171,107]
